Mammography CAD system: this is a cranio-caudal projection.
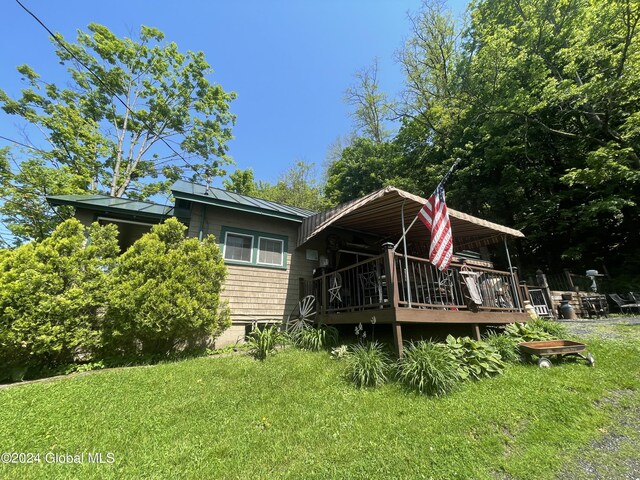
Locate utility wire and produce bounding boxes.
[14,0,202,176]
[0,135,49,154]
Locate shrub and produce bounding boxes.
[445,335,505,380]
[504,322,553,342]
[528,318,568,338]
[292,325,339,351]
[397,340,461,396]
[484,331,521,363]
[346,341,391,388]
[0,219,119,380]
[104,218,230,358]
[247,325,283,361]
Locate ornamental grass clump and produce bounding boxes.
[292,325,339,351]
[397,340,461,396]
[346,341,391,388]
[247,325,283,361]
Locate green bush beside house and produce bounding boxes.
[0,218,229,381]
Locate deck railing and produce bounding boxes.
[394,254,522,312]
[314,250,523,315]
[313,254,389,314]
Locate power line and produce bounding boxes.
[0,135,49,154]
[14,0,203,176]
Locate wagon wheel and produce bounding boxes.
[587,353,595,367]
[286,295,317,335]
[538,357,552,368]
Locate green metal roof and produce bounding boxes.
[47,194,174,220]
[171,180,316,222]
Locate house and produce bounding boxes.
[48,182,528,355]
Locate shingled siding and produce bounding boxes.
[188,203,317,324]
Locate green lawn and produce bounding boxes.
[1,328,639,479]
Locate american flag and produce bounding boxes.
[417,184,453,271]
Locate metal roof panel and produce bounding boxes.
[171,180,317,220]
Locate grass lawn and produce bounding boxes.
[1,325,639,479]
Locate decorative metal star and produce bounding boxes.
[328,275,342,302]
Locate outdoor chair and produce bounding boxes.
[358,270,383,305]
[459,266,483,312]
[608,293,640,314]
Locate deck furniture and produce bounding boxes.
[608,294,640,314]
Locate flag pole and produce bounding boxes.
[503,236,521,309]
[393,158,462,251]
[401,199,413,307]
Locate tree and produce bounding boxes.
[104,218,230,357]
[257,161,329,211]
[391,0,640,275]
[222,168,259,196]
[344,59,393,143]
[0,23,236,241]
[325,137,420,204]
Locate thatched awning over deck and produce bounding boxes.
[297,186,524,249]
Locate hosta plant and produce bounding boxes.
[484,331,521,363]
[504,322,553,343]
[527,318,568,339]
[445,335,505,380]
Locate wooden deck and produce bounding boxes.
[313,244,528,356]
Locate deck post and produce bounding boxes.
[471,324,481,341]
[393,322,404,358]
[382,243,399,308]
[383,242,403,357]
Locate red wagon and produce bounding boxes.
[518,340,595,368]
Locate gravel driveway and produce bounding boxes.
[556,316,640,480]
[558,315,640,339]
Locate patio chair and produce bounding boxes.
[359,270,382,305]
[608,293,640,314]
[459,266,483,312]
[628,292,640,303]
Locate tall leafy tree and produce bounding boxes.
[325,137,420,204]
[257,161,329,211]
[0,23,236,241]
[391,0,640,274]
[222,168,259,196]
[344,59,393,143]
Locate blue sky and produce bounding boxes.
[1,0,467,187]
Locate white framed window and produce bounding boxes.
[223,232,254,263]
[220,226,288,270]
[257,237,284,266]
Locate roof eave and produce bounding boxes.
[172,190,305,223]
[46,196,174,221]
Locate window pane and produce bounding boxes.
[225,233,252,262]
[258,238,283,265]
